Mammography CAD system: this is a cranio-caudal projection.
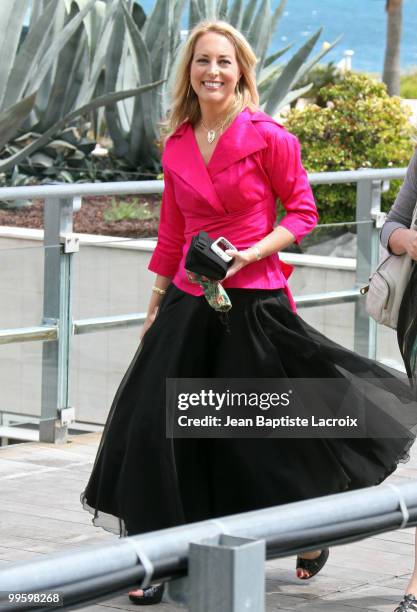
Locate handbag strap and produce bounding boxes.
[410,198,417,229]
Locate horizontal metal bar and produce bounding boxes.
[0,426,39,442]
[0,292,363,346]
[308,167,407,185]
[73,313,147,334]
[0,180,164,201]
[294,289,361,307]
[0,325,57,345]
[0,168,407,201]
[0,315,146,345]
[0,480,416,593]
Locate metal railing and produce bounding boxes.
[0,478,415,611]
[0,167,407,442]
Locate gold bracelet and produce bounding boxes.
[250,246,262,261]
[152,286,166,296]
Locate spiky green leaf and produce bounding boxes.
[189,0,202,29]
[241,0,257,34]
[293,35,343,86]
[0,93,37,152]
[0,0,29,109]
[217,0,228,20]
[143,0,168,49]
[39,5,88,131]
[228,0,244,28]
[258,65,284,101]
[248,0,271,71]
[28,0,97,94]
[264,44,293,68]
[121,1,158,154]
[264,28,322,115]
[74,2,119,106]
[63,0,107,64]
[2,0,58,110]
[270,0,287,34]
[0,82,164,172]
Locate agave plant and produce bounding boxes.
[0,0,164,178]
[101,0,186,170]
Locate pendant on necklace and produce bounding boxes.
[207,130,216,144]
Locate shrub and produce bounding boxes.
[400,70,417,99]
[284,72,416,224]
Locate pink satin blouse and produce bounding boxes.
[148,108,318,310]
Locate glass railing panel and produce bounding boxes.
[283,219,364,257]
[375,325,405,373]
[284,221,365,299]
[296,301,356,351]
[0,242,49,431]
[72,236,154,319]
[70,328,141,426]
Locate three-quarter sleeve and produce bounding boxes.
[148,167,185,278]
[380,149,417,250]
[264,128,318,242]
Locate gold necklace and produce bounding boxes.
[201,116,229,144]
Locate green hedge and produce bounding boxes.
[401,70,417,99]
[284,73,416,224]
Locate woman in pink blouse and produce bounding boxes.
[81,20,415,605]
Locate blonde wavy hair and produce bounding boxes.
[164,21,259,139]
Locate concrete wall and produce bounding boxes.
[0,227,403,426]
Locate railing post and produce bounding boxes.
[39,198,78,443]
[167,535,265,611]
[354,178,381,358]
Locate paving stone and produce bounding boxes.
[77,606,117,611]
[300,583,408,611]
[356,536,414,556]
[374,529,416,544]
[97,592,184,611]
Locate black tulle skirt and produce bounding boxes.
[81,285,416,537]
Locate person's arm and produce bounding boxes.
[140,275,171,339]
[225,128,318,277]
[382,149,417,257]
[142,168,185,337]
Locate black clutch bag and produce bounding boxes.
[185,232,235,281]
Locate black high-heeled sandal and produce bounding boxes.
[128,583,164,605]
[296,548,330,580]
[394,594,417,611]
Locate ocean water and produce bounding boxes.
[138,0,417,74]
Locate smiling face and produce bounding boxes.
[190,32,241,115]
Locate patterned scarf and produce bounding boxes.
[186,270,232,312]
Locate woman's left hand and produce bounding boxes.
[223,249,255,280]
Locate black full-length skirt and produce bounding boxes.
[81,285,416,536]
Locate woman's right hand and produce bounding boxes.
[140,311,158,341]
[140,275,170,341]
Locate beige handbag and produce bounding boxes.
[362,201,417,330]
